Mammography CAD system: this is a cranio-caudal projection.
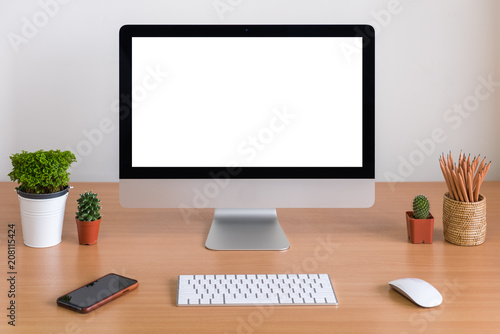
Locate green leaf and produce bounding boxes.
[75,191,102,222]
[8,149,76,194]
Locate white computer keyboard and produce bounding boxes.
[177,273,338,306]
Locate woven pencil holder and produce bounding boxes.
[442,192,486,246]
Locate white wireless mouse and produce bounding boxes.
[389,278,443,308]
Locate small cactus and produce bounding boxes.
[76,191,101,222]
[412,194,430,219]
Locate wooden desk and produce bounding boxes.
[1,182,499,334]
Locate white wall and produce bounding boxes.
[1,0,499,182]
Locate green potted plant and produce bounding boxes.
[8,149,76,248]
[75,191,102,245]
[406,195,434,244]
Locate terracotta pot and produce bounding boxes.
[406,211,434,244]
[75,218,101,245]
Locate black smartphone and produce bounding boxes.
[57,273,138,313]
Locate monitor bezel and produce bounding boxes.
[119,24,375,179]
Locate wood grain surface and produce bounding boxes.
[1,181,499,334]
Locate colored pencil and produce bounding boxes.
[439,152,491,202]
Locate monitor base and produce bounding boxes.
[205,209,290,251]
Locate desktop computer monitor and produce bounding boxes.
[119,24,375,251]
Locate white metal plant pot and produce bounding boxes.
[17,188,69,248]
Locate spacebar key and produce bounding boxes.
[225,295,246,305]
[225,296,274,305]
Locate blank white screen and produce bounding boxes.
[132,37,362,168]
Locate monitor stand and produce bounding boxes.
[205,209,290,251]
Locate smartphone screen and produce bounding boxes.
[57,273,138,313]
